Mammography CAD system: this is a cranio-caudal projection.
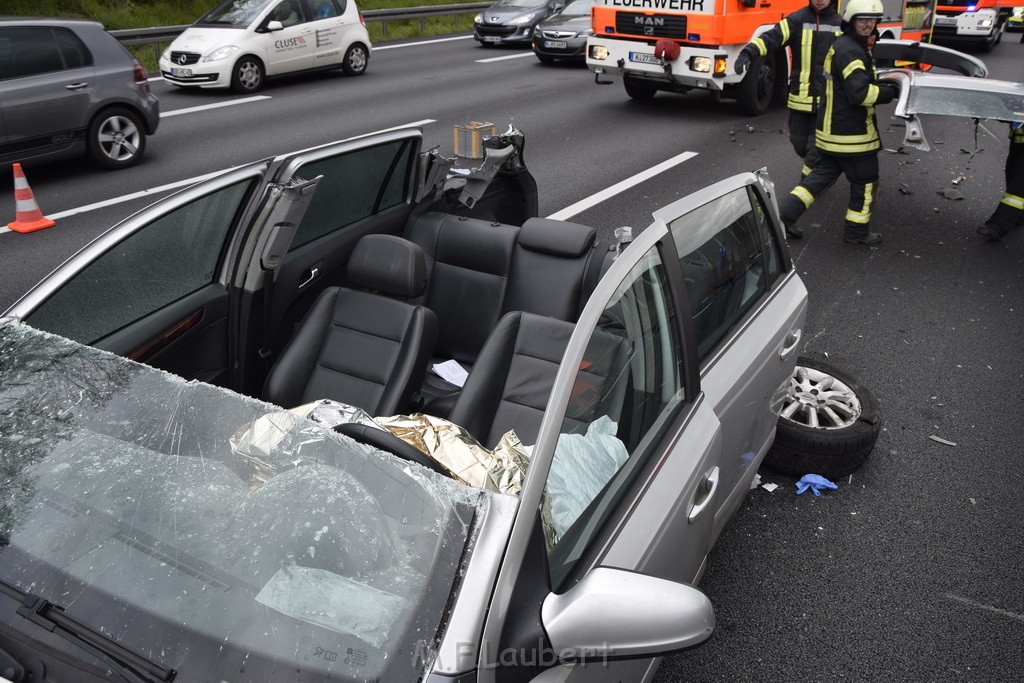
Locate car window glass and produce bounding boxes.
[289,139,412,251]
[751,187,784,288]
[494,0,550,8]
[54,29,92,69]
[25,179,256,345]
[561,0,594,15]
[313,0,342,19]
[267,0,307,26]
[670,187,769,360]
[0,28,63,79]
[543,245,685,588]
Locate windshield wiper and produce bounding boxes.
[0,579,175,682]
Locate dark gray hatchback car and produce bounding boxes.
[0,17,160,170]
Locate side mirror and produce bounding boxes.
[541,567,714,662]
[265,20,284,31]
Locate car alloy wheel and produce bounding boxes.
[764,356,881,477]
[232,56,264,93]
[87,107,146,170]
[342,44,368,76]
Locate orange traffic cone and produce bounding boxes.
[8,163,55,233]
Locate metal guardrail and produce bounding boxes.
[110,3,491,62]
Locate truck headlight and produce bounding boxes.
[979,18,993,27]
[690,56,711,72]
[203,45,240,62]
[589,44,609,60]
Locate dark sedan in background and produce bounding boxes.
[532,0,595,63]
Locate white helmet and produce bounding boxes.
[842,0,884,21]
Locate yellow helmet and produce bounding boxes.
[842,0,884,21]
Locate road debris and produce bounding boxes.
[795,474,838,496]
[929,435,957,447]
[937,188,965,200]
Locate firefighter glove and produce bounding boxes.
[735,49,752,75]
[876,81,899,104]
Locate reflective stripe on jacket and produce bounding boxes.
[815,32,892,156]
[747,3,841,113]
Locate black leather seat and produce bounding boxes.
[262,234,437,416]
[448,311,633,450]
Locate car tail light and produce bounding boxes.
[359,12,366,26]
[132,63,152,93]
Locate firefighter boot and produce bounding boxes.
[784,222,803,239]
[977,224,1007,241]
[843,231,883,245]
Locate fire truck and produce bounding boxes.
[586,0,938,116]
[931,0,1016,51]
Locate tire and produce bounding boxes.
[342,43,369,76]
[87,107,146,170]
[623,75,657,101]
[763,356,881,478]
[231,56,264,93]
[735,53,774,116]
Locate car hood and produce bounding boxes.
[170,27,247,52]
[0,320,485,682]
[537,13,591,31]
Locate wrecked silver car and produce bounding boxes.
[0,127,876,682]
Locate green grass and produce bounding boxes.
[4,0,483,70]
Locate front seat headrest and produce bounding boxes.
[347,234,429,299]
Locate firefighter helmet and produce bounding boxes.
[842,0,884,21]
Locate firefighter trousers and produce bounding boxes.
[984,141,1024,234]
[778,151,880,241]
[789,110,821,178]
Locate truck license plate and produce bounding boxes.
[934,16,956,25]
[630,52,661,65]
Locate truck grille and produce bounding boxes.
[614,12,687,39]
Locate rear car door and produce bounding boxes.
[5,129,423,398]
[660,174,807,542]
[0,26,94,164]
[307,0,349,65]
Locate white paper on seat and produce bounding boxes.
[433,359,468,387]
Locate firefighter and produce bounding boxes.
[735,0,843,214]
[977,121,1024,241]
[775,0,899,246]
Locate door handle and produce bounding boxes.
[65,82,89,90]
[688,466,719,524]
[780,328,801,360]
[298,265,320,289]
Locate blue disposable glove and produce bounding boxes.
[795,473,838,496]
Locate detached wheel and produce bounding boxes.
[342,43,369,75]
[231,56,264,93]
[87,107,146,170]
[624,75,657,100]
[735,53,774,116]
[764,356,881,478]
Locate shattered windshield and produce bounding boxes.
[0,321,481,682]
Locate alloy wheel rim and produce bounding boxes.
[99,116,141,162]
[779,365,862,429]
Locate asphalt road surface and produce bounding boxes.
[1,30,1022,682]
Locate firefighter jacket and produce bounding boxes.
[743,1,842,113]
[815,31,896,156]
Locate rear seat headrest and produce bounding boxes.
[519,218,596,257]
[347,234,428,299]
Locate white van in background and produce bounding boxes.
[159,0,371,93]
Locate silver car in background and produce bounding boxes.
[0,17,159,170]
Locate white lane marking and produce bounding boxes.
[0,119,436,231]
[546,151,700,221]
[475,52,535,63]
[376,35,476,50]
[160,96,272,118]
[945,594,1024,623]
